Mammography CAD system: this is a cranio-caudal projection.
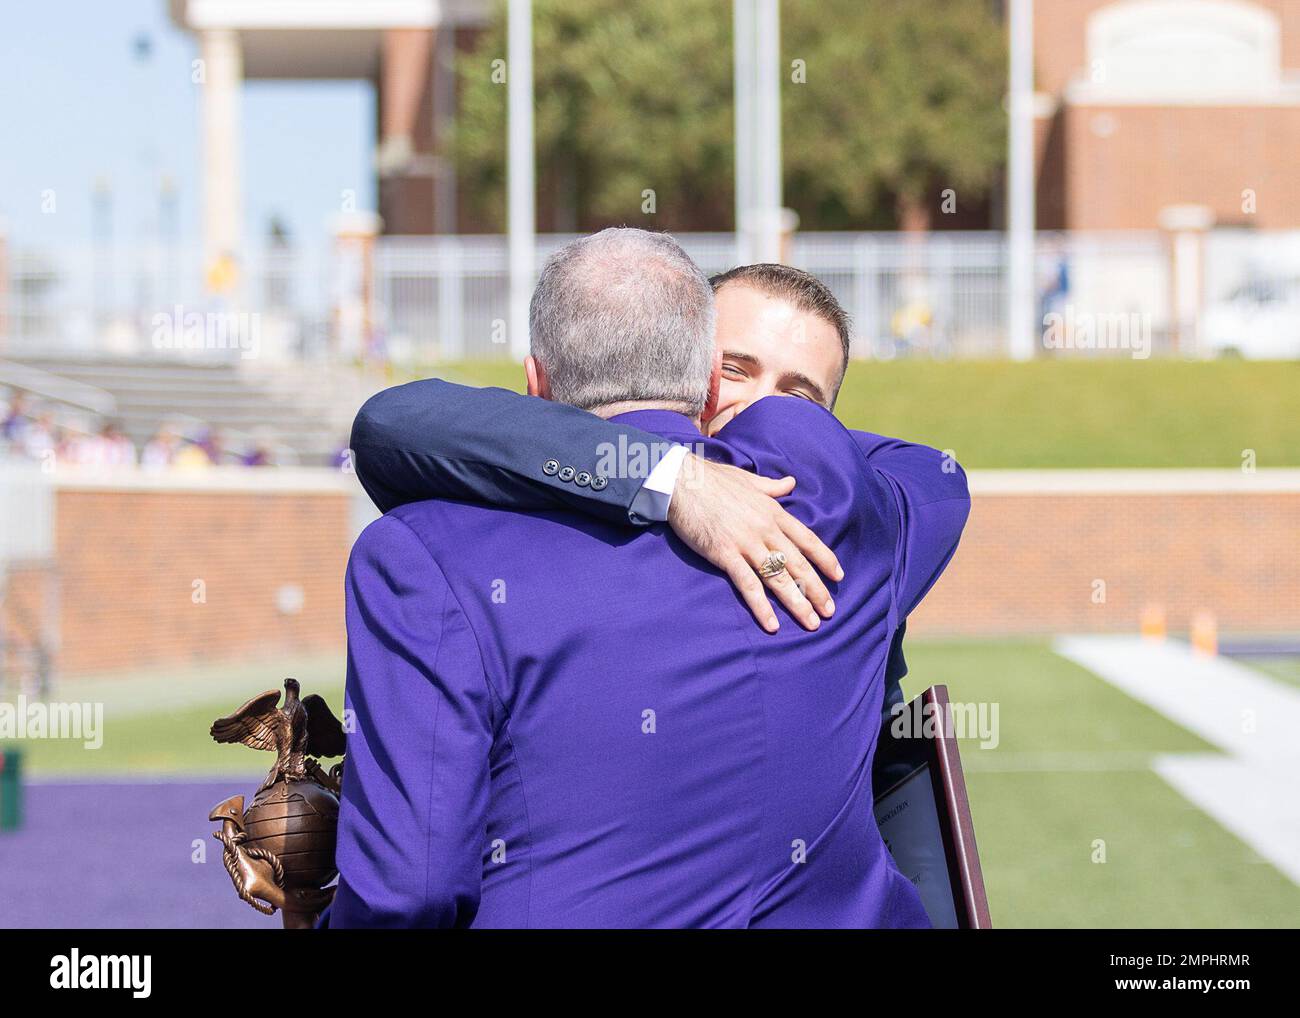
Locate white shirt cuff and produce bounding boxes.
[627,444,688,524]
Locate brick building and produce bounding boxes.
[167,0,494,272]
[1034,0,1300,230]
[168,0,1300,245]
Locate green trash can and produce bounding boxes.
[0,749,22,831]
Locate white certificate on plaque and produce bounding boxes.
[874,763,961,929]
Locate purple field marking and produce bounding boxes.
[0,778,294,929]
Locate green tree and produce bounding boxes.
[784,0,1007,231]
[451,0,1006,233]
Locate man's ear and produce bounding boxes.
[525,355,552,400]
[701,348,722,422]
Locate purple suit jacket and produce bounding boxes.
[327,396,969,928]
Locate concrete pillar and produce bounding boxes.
[380,29,432,152]
[332,213,383,364]
[733,0,753,265]
[507,0,535,360]
[200,29,243,295]
[734,0,784,265]
[1159,204,1214,357]
[377,27,432,179]
[753,0,782,264]
[433,26,458,235]
[1006,0,1037,361]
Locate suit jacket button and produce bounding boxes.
[575,471,591,487]
[558,465,576,482]
[543,459,560,476]
[590,475,608,491]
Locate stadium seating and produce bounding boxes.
[5,355,379,465]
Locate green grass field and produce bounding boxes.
[901,641,1300,928]
[7,640,1298,927]
[1248,656,1300,690]
[4,654,345,776]
[423,358,1300,469]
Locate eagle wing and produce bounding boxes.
[302,693,347,758]
[210,689,286,752]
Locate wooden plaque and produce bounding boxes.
[872,685,992,929]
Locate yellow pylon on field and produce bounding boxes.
[1191,611,1218,657]
[1140,603,1166,642]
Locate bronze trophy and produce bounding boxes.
[208,679,346,928]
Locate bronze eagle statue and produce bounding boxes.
[210,678,347,792]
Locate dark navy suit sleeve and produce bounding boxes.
[350,378,672,522]
[329,512,494,928]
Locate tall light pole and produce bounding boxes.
[733,0,754,266]
[200,28,242,296]
[754,0,782,263]
[507,0,535,359]
[1007,0,1036,360]
[734,0,783,265]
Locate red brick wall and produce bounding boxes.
[1031,1,1300,229]
[910,485,1300,637]
[6,474,1297,676]
[48,480,352,675]
[1058,103,1300,230]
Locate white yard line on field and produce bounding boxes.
[1054,635,1300,885]
[1152,755,1300,884]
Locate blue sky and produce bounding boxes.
[0,0,376,251]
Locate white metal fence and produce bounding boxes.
[1,242,333,361]
[5,229,1299,363]
[373,231,1180,361]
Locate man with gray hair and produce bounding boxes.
[527,228,715,416]
[327,227,942,928]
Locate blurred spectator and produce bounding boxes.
[60,419,136,467]
[1,389,290,470]
[241,440,273,467]
[21,411,56,462]
[98,421,137,467]
[141,424,182,470]
[55,415,94,463]
[239,428,277,467]
[173,436,214,471]
[3,391,32,444]
[200,427,227,466]
[54,424,81,462]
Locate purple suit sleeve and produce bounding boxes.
[851,433,970,620]
[329,513,494,928]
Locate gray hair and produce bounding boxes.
[529,228,716,415]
